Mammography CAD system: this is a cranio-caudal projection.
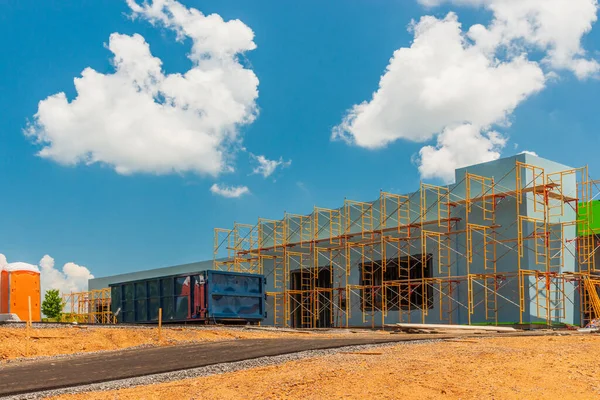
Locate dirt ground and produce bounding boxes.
[0,325,352,361]
[54,334,600,400]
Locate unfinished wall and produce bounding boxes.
[216,154,593,328]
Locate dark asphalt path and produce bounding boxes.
[0,335,450,397]
[0,331,556,397]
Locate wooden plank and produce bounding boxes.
[388,323,517,332]
[243,326,313,334]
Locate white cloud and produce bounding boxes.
[0,254,93,298]
[250,154,291,178]
[336,1,599,181]
[25,0,259,177]
[519,150,538,157]
[210,183,250,198]
[333,13,544,180]
[126,0,256,60]
[417,124,506,182]
[39,255,94,296]
[419,0,600,79]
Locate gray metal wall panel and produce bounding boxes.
[88,260,213,291]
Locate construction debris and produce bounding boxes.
[577,319,599,333]
[243,326,313,334]
[388,323,517,333]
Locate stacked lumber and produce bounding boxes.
[386,323,517,334]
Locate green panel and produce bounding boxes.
[123,284,134,302]
[148,298,160,321]
[148,280,159,298]
[110,286,121,306]
[135,282,147,299]
[578,201,600,236]
[135,299,147,321]
[162,297,174,320]
[161,278,174,297]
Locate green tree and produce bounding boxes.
[41,289,64,320]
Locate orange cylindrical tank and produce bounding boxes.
[1,263,41,322]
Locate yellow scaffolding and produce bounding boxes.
[61,288,116,324]
[344,200,374,239]
[582,278,600,320]
[214,158,598,328]
[466,173,495,221]
[380,191,411,236]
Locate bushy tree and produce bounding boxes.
[41,289,64,319]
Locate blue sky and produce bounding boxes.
[1,0,600,287]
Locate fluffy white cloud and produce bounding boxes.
[210,183,250,198]
[333,14,544,148]
[39,255,94,296]
[419,0,600,78]
[25,0,259,177]
[250,154,292,178]
[417,124,506,182]
[0,254,92,298]
[333,13,544,180]
[126,0,256,60]
[336,1,599,181]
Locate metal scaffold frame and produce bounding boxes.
[215,159,600,328]
[61,288,116,324]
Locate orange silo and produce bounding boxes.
[0,262,41,322]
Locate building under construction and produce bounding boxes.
[213,153,600,328]
[84,153,600,328]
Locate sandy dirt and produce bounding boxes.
[53,334,600,400]
[0,326,343,361]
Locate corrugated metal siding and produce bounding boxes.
[206,270,265,321]
[110,270,265,323]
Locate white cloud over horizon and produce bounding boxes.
[334,1,599,182]
[0,253,93,296]
[25,0,259,177]
[210,183,250,198]
[39,255,94,296]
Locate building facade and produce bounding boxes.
[90,154,600,327]
[215,153,594,328]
